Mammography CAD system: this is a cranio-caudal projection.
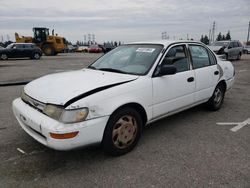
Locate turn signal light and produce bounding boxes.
[50,131,79,139]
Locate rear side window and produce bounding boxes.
[232,42,238,48]
[163,45,189,72]
[189,45,210,69]
[208,50,216,65]
[24,44,31,48]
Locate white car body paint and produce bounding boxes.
[12,40,235,150]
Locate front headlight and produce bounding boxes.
[43,105,63,120]
[60,108,89,123]
[43,105,88,124]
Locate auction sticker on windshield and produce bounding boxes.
[136,48,155,53]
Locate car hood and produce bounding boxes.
[208,46,223,52]
[24,69,138,106]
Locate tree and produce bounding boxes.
[222,35,226,40]
[226,31,231,40]
[203,35,209,45]
[200,35,204,43]
[216,32,222,41]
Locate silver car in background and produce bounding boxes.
[243,45,250,54]
[209,40,243,60]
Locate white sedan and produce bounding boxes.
[13,40,235,155]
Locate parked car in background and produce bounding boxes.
[75,46,89,53]
[208,40,243,60]
[0,43,42,60]
[103,43,115,53]
[243,45,250,54]
[13,40,235,155]
[65,44,77,53]
[88,45,102,53]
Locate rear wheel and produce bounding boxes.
[206,84,225,111]
[1,53,8,60]
[42,44,55,56]
[102,107,143,156]
[236,53,241,60]
[33,52,41,60]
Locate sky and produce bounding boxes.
[0,0,249,44]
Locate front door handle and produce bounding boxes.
[214,71,219,75]
[187,77,194,82]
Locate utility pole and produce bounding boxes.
[211,21,216,43]
[88,34,91,45]
[161,31,167,40]
[84,35,87,45]
[247,21,250,43]
[92,34,95,44]
[209,29,211,44]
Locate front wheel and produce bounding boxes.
[206,84,225,111]
[1,53,8,60]
[102,107,143,156]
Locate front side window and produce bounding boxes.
[189,45,210,69]
[15,44,24,49]
[162,45,189,72]
[89,44,163,75]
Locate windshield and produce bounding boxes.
[211,41,229,47]
[6,43,14,49]
[88,44,163,75]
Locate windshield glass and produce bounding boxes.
[211,41,229,46]
[6,43,14,49]
[89,44,163,75]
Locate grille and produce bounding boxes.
[21,93,46,112]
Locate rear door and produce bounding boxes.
[152,44,195,118]
[188,44,219,102]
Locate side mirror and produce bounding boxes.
[159,64,177,76]
[13,46,16,49]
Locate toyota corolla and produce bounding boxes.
[12,40,235,155]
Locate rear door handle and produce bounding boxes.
[214,71,219,75]
[187,77,194,82]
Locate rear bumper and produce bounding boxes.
[226,76,235,91]
[12,98,109,150]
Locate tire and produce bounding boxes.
[236,53,241,60]
[206,84,225,111]
[33,52,41,60]
[42,44,55,56]
[225,53,229,60]
[1,53,8,60]
[102,107,143,156]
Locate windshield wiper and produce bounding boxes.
[98,68,126,74]
[88,65,97,70]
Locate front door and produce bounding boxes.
[152,44,195,118]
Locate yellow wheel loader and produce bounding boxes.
[15,27,66,56]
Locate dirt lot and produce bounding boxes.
[0,53,250,187]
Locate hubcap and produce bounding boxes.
[1,54,7,60]
[44,48,52,55]
[112,115,137,149]
[214,88,222,104]
[34,53,39,59]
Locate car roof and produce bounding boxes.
[127,40,203,47]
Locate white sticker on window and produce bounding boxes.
[136,48,155,53]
